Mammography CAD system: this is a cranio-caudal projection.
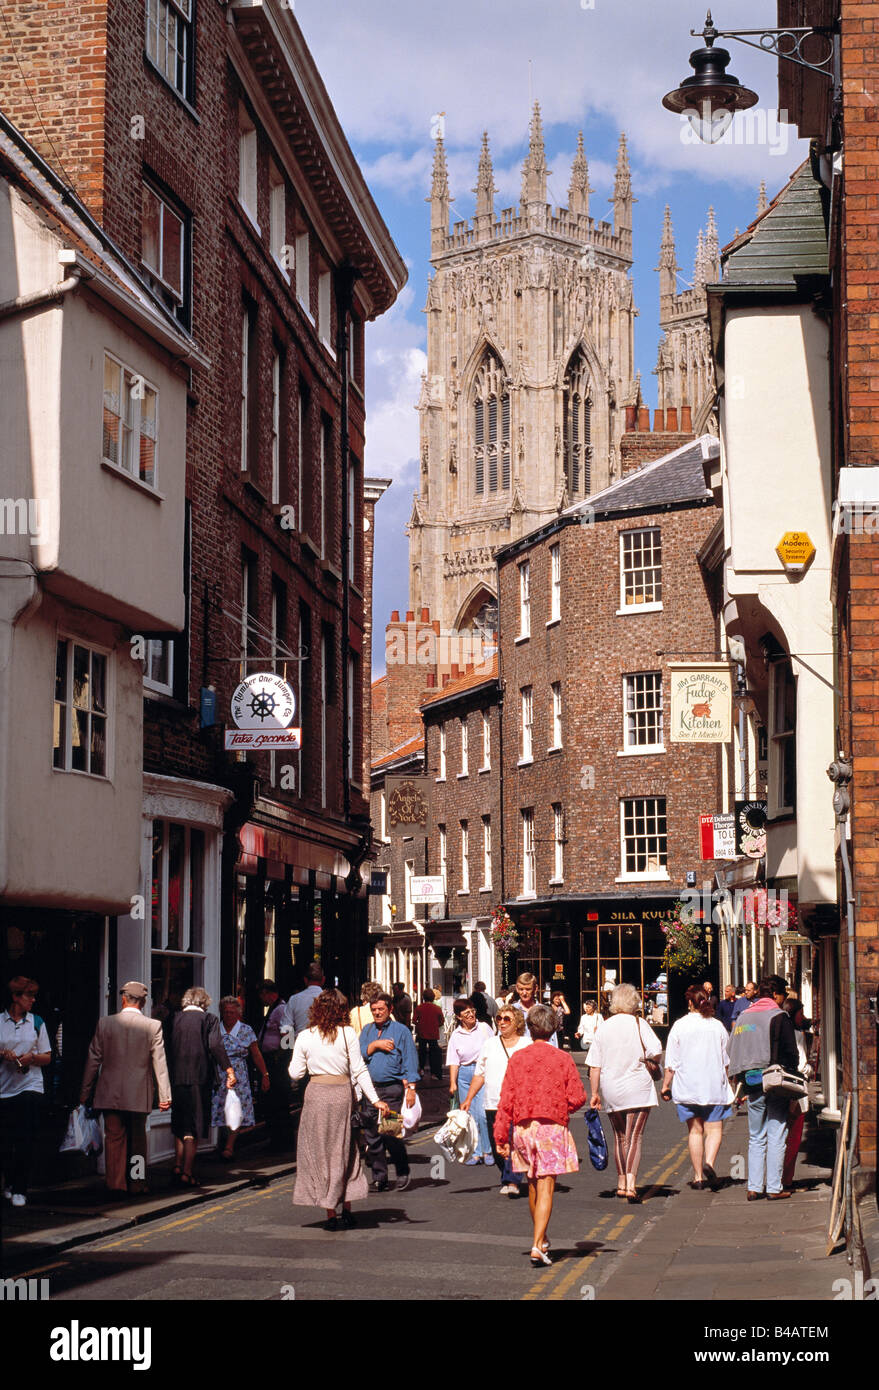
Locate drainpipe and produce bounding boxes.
[0,268,83,321]
[828,757,858,1250]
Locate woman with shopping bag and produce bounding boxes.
[461,1006,531,1195]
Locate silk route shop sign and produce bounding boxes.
[224,671,301,750]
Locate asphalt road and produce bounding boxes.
[14,1061,696,1304]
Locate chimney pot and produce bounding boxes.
[466,663,474,675]
[666,406,678,431]
[390,610,400,623]
[426,673,436,688]
[405,610,414,622]
[433,619,441,634]
[680,405,693,432]
[420,607,430,622]
[637,406,650,431]
[442,673,450,688]
[625,405,637,432]
[451,664,460,680]
[654,409,664,432]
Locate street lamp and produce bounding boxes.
[663,9,837,144]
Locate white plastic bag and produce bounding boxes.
[60,1106,103,1155]
[401,1092,422,1134]
[224,1086,243,1132]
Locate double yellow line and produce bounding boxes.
[521,1138,689,1301]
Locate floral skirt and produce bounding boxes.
[511,1119,579,1179]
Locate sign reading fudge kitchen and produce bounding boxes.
[668,664,733,743]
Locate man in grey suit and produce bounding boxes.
[80,981,171,1195]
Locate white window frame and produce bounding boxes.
[238,105,259,231]
[295,231,311,317]
[617,797,669,882]
[102,351,159,490]
[518,560,531,640]
[379,788,388,843]
[437,723,446,781]
[143,639,174,697]
[319,416,327,559]
[768,660,796,816]
[318,270,335,357]
[53,636,111,778]
[145,0,192,100]
[458,717,469,777]
[549,542,561,624]
[348,461,356,583]
[520,686,533,764]
[480,707,491,771]
[141,184,184,304]
[150,818,207,966]
[297,383,306,535]
[481,814,492,891]
[621,672,664,754]
[459,820,470,894]
[320,629,329,809]
[269,163,288,276]
[618,528,663,614]
[551,803,564,884]
[550,681,563,750]
[521,808,535,897]
[404,858,415,922]
[438,823,447,887]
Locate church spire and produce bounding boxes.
[656,205,679,302]
[568,131,592,218]
[428,134,452,255]
[521,101,549,208]
[693,228,707,287]
[704,206,720,281]
[757,179,768,214]
[473,131,496,234]
[611,132,633,238]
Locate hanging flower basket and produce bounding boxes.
[660,900,707,975]
[490,905,519,955]
[741,888,799,933]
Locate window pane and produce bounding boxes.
[140,387,157,486]
[102,356,121,464]
[53,700,66,769]
[161,204,183,295]
[189,828,205,953]
[90,713,106,777]
[167,822,184,951]
[91,653,106,713]
[151,822,164,949]
[55,640,67,701]
[73,645,89,709]
[72,709,89,772]
[142,186,161,277]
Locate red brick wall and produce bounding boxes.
[424,690,501,916]
[620,431,696,477]
[498,504,723,897]
[384,610,439,751]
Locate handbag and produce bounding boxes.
[762,1064,807,1098]
[584,1108,609,1171]
[636,1018,662,1080]
[344,1027,371,1130]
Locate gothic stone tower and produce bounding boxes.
[655,205,720,435]
[409,108,637,635]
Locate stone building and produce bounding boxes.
[409,108,638,639]
[654,206,720,434]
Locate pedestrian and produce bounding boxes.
[256,979,292,1150]
[550,990,571,1048]
[1,977,52,1208]
[660,985,734,1189]
[413,987,445,1081]
[211,996,269,1161]
[461,1005,531,1194]
[391,981,413,1029]
[731,980,758,1022]
[290,989,389,1230]
[474,980,499,1024]
[701,980,718,1016]
[286,963,325,1040]
[467,987,492,1027]
[574,1000,602,1056]
[495,1003,588,1267]
[359,992,419,1192]
[780,993,812,1189]
[446,997,494,1165]
[508,972,558,1046]
[166,988,235,1187]
[716,984,737,1033]
[727,975,800,1200]
[587,982,663,1203]
[349,982,382,1034]
[79,981,171,1197]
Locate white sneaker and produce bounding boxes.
[11,1193,27,1207]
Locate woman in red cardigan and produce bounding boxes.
[495,1003,588,1267]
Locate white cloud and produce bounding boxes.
[363,282,426,482]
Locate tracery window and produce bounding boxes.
[473,352,510,496]
[563,349,592,498]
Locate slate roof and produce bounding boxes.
[719,161,828,289]
[563,437,717,521]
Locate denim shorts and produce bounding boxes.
[675,1102,733,1123]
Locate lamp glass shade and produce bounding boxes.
[685,98,735,143]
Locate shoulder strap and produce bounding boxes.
[635,1016,647,1060]
[31,1012,44,1034]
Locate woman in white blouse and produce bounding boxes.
[290,989,388,1230]
[660,984,734,1189]
[446,997,494,1165]
[587,983,663,1202]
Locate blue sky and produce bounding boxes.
[293,0,810,674]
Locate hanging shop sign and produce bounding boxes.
[368,870,388,896]
[386,776,430,831]
[410,875,446,904]
[699,813,736,860]
[224,671,300,750]
[668,663,733,743]
[735,800,767,859]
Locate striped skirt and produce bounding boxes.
[292,1081,369,1210]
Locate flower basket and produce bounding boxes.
[490,906,519,986]
[660,900,707,975]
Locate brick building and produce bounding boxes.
[495,437,725,1011]
[0,0,405,1157]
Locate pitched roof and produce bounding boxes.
[719,161,828,288]
[564,437,717,520]
[420,655,499,710]
[371,734,425,771]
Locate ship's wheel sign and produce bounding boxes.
[230,672,296,730]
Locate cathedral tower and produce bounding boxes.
[654,206,719,433]
[409,107,637,636]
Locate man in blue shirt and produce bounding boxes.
[360,993,419,1192]
[732,981,758,1023]
[716,984,737,1032]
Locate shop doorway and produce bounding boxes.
[581,919,665,1015]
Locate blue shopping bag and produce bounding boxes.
[584,1108,608,1171]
